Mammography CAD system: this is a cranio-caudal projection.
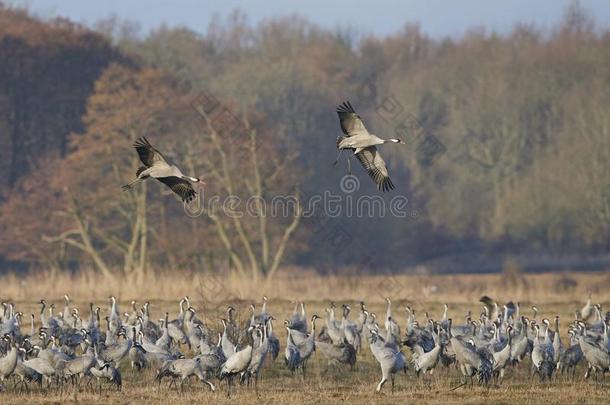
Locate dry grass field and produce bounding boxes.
[1,270,610,404]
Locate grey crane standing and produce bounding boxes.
[448,319,492,386]
[0,335,18,385]
[88,359,122,392]
[266,318,280,363]
[22,356,56,387]
[14,347,42,392]
[284,324,303,374]
[369,329,407,392]
[531,325,555,381]
[578,325,610,382]
[315,340,356,370]
[156,357,215,392]
[99,329,132,366]
[244,323,269,393]
[219,326,254,397]
[57,343,97,387]
[285,315,318,375]
[341,305,361,352]
[492,325,513,382]
[412,329,444,378]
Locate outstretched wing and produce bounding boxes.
[133,137,169,167]
[336,101,369,137]
[156,176,197,203]
[355,147,395,192]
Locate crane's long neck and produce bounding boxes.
[261,298,268,314]
[178,299,185,317]
[249,305,256,324]
[386,300,392,320]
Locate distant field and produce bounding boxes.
[1,270,609,404]
[2,268,609,304]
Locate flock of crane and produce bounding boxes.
[0,293,608,396]
[121,101,405,203]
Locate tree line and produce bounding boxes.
[0,2,608,279]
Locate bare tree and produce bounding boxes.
[193,102,302,283]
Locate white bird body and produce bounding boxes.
[221,344,252,377]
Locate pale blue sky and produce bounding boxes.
[22,0,610,38]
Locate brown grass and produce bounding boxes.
[1,268,609,304]
[1,269,610,404]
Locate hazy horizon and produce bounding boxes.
[22,0,610,39]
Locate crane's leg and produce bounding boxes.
[375,377,386,393]
[121,177,144,191]
[347,155,352,175]
[206,379,215,392]
[332,149,344,167]
[14,379,21,393]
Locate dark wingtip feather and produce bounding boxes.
[184,190,197,203]
[336,100,356,114]
[133,136,150,148]
[380,177,395,192]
